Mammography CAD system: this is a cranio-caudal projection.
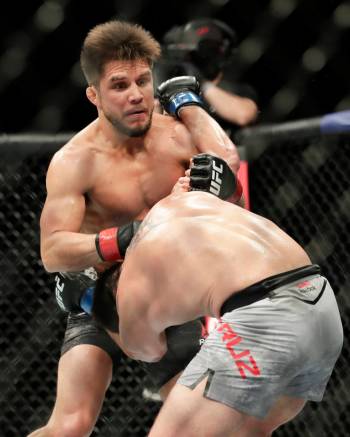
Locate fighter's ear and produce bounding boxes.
[86,85,98,107]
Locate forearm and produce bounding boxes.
[106,330,135,356]
[179,106,240,174]
[41,231,100,272]
[120,326,167,363]
[202,83,258,126]
[157,76,239,173]
[41,221,141,273]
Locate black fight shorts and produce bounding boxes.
[61,311,124,364]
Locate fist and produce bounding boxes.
[190,153,242,202]
[172,170,191,194]
[156,76,204,118]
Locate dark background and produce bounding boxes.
[1,0,350,134]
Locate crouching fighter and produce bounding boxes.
[54,218,207,393]
[93,162,343,437]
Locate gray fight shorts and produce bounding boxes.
[178,265,343,418]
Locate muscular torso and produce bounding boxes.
[72,115,193,232]
[121,192,311,328]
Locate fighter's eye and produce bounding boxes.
[113,82,127,90]
[137,74,152,86]
[137,77,149,87]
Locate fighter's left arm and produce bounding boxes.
[157,76,240,175]
[158,76,244,205]
[174,116,244,205]
[178,106,240,174]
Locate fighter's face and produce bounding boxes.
[95,59,154,137]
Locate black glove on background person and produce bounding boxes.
[156,76,205,119]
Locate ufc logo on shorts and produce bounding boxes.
[55,275,66,311]
[209,160,223,196]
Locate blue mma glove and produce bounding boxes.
[54,268,97,314]
[55,264,122,333]
[156,76,204,118]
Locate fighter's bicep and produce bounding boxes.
[118,258,165,344]
[118,288,166,361]
[40,191,86,236]
[40,156,89,235]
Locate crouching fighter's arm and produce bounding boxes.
[118,293,167,363]
[116,243,168,363]
[89,262,203,372]
[40,147,139,272]
[157,76,240,175]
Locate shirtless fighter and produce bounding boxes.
[104,162,343,437]
[29,20,242,437]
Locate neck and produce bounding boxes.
[97,117,146,154]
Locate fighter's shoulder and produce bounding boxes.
[152,113,193,149]
[47,134,98,191]
[154,111,190,128]
[49,140,92,173]
[151,112,177,130]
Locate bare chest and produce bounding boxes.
[83,154,185,230]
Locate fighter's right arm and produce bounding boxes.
[40,148,99,272]
[41,149,142,273]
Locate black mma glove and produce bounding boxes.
[95,220,142,262]
[141,319,207,390]
[156,76,204,119]
[56,220,141,317]
[190,153,243,202]
[55,265,121,333]
[54,268,98,313]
